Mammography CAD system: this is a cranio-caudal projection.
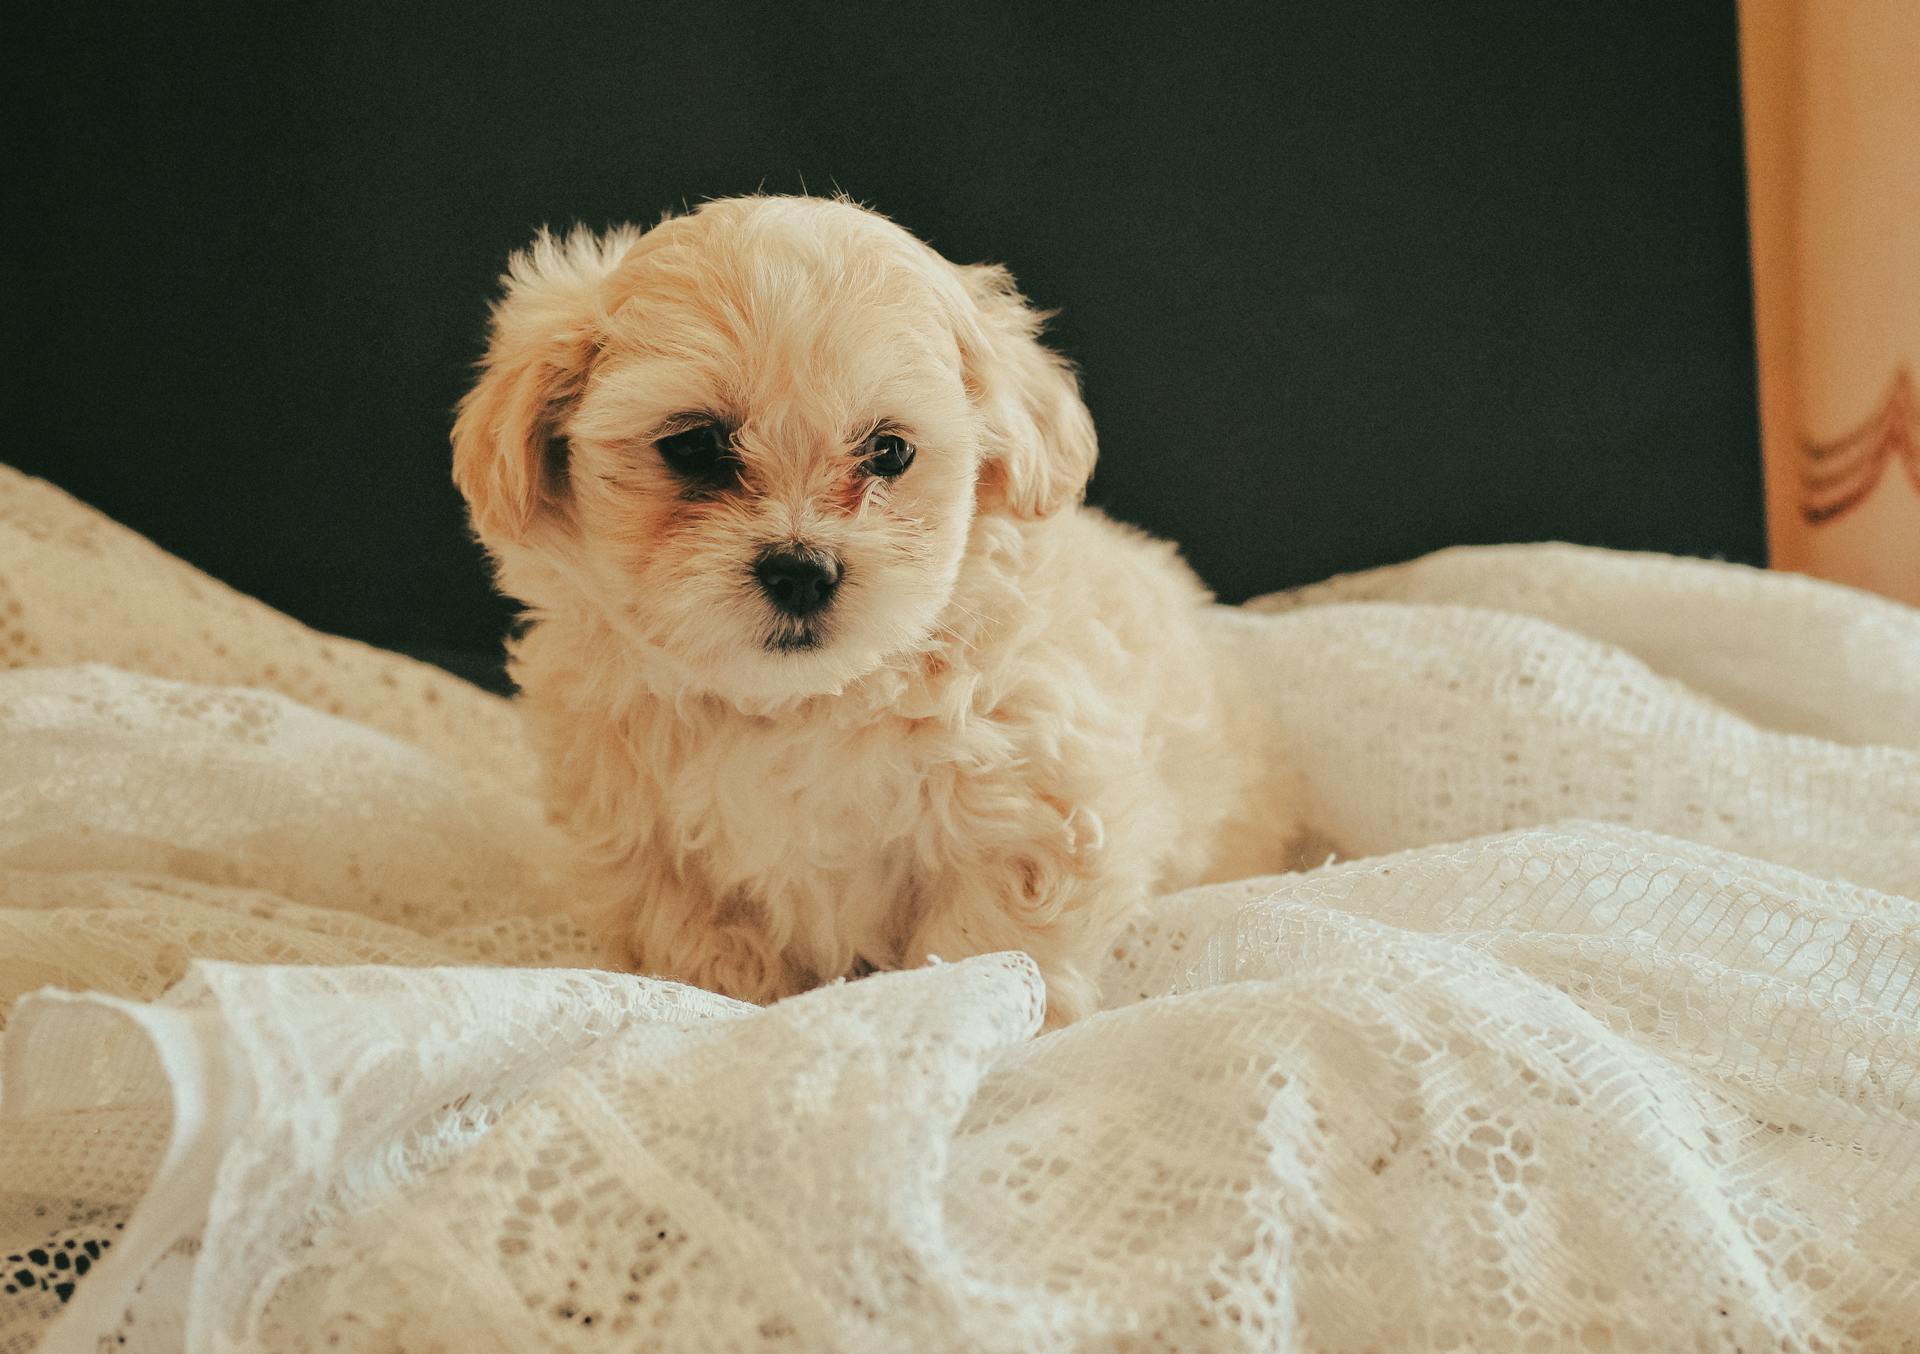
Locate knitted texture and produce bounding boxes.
[2,464,1917,1352]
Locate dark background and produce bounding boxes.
[10,2,1761,685]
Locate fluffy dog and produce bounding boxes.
[453,196,1295,1024]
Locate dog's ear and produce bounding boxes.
[451,227,637,541]
[951,263,1098,519]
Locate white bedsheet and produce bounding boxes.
[1,464,1916,1352]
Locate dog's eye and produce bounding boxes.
[655,421,738,487]
[861,432,916,479]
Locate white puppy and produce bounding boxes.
[453,196,1296,1024]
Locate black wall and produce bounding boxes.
[11,2,1761,675]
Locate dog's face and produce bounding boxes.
[453,197,1097,705]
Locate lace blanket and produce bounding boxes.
[2,464,1916,1353]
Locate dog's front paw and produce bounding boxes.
[1040,962,1100,1031]
[620,919,808,1006]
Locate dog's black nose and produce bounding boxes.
[754,548,841,618]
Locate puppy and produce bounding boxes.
[452,196,1295,1025]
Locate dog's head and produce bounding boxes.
[452,196,1096,706]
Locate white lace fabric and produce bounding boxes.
[1,463,1916,1352]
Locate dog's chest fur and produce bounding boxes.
[644,687,985,972]
[527,627,1080,983]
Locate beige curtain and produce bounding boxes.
[1740,0,1919,607]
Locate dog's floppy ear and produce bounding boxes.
[451,226,637,541]
[952,263,1098,519]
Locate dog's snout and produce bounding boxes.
[755,547,842,618]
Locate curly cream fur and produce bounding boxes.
[453,196,1296,1024]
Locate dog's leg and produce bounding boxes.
[906,900,1100,1029]
[575,857,807,1006]
[903,848,1143,1030]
